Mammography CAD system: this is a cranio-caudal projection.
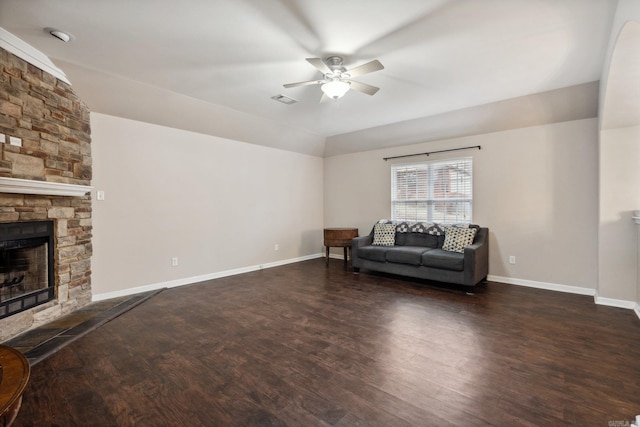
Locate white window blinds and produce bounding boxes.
[391,157,472,223]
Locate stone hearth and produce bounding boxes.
[0,46,92,340]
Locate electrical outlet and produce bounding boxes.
[274,244,279,251]
[509,256,516,265]
[96,190,105,201]
[171,257,178,267]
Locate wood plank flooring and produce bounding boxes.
[12,259,640,426]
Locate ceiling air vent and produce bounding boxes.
[271,94,297,105]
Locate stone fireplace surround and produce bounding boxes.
[0,45,93,341]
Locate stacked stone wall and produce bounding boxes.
[0,47,92,340]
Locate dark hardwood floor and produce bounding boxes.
[13,259,640,426]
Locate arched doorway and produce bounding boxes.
[598,20,640,304]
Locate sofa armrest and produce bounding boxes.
[463,227,489,286]
[352,234,373,248]
[351,233,373,269]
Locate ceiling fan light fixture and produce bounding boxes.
[321,80,350,100]
[284,56,383,102]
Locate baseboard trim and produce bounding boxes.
[596,296,640,321]
[594,293,638,309]
[92,253,324,302]
[487,275,596,296]
[489,275,640,318]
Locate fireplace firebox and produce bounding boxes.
[0,221,55,319]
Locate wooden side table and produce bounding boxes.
[0,345,30,427]
[323,228,359,264]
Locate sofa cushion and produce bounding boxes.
[442,226,477,253]
[358,246,389,262]
[385,246,431,266]
[395,232,440,248]
[422,249,465,271]
[372,223,396,246]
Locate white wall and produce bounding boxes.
[325,119,599,290]
[91,113,323,297]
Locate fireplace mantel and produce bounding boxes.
[0,177,92,197]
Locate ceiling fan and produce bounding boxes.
[283,56,384,101]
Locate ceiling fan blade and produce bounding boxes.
[306,57,332,74]
[283,79,324,88]
[347,60,384,78]
[349,80,380,96]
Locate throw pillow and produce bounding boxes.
[396,222,411,233]
[409,222,431,233]
[372,223,396,246]
[442,226,477,253]
[425,223,445,235]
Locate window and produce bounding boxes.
[391,157,472,223]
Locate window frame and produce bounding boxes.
[390,157,473,224]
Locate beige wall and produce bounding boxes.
[599,126,640,302]
[325,118,599,289]
[92,115,602,298]
[91,113,323,297]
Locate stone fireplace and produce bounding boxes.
[0,44,93,340]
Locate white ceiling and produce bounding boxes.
[0,0,618,156]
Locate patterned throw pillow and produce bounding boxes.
[409,222,429,233]
[425,223,445,235]
[372,223,396,246]
[394,222,445,235]
[442,226,477,253]
[396,222,410,233]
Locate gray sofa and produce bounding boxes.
[352,222,489,289]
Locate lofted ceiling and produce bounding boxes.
[0,0,618,156]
